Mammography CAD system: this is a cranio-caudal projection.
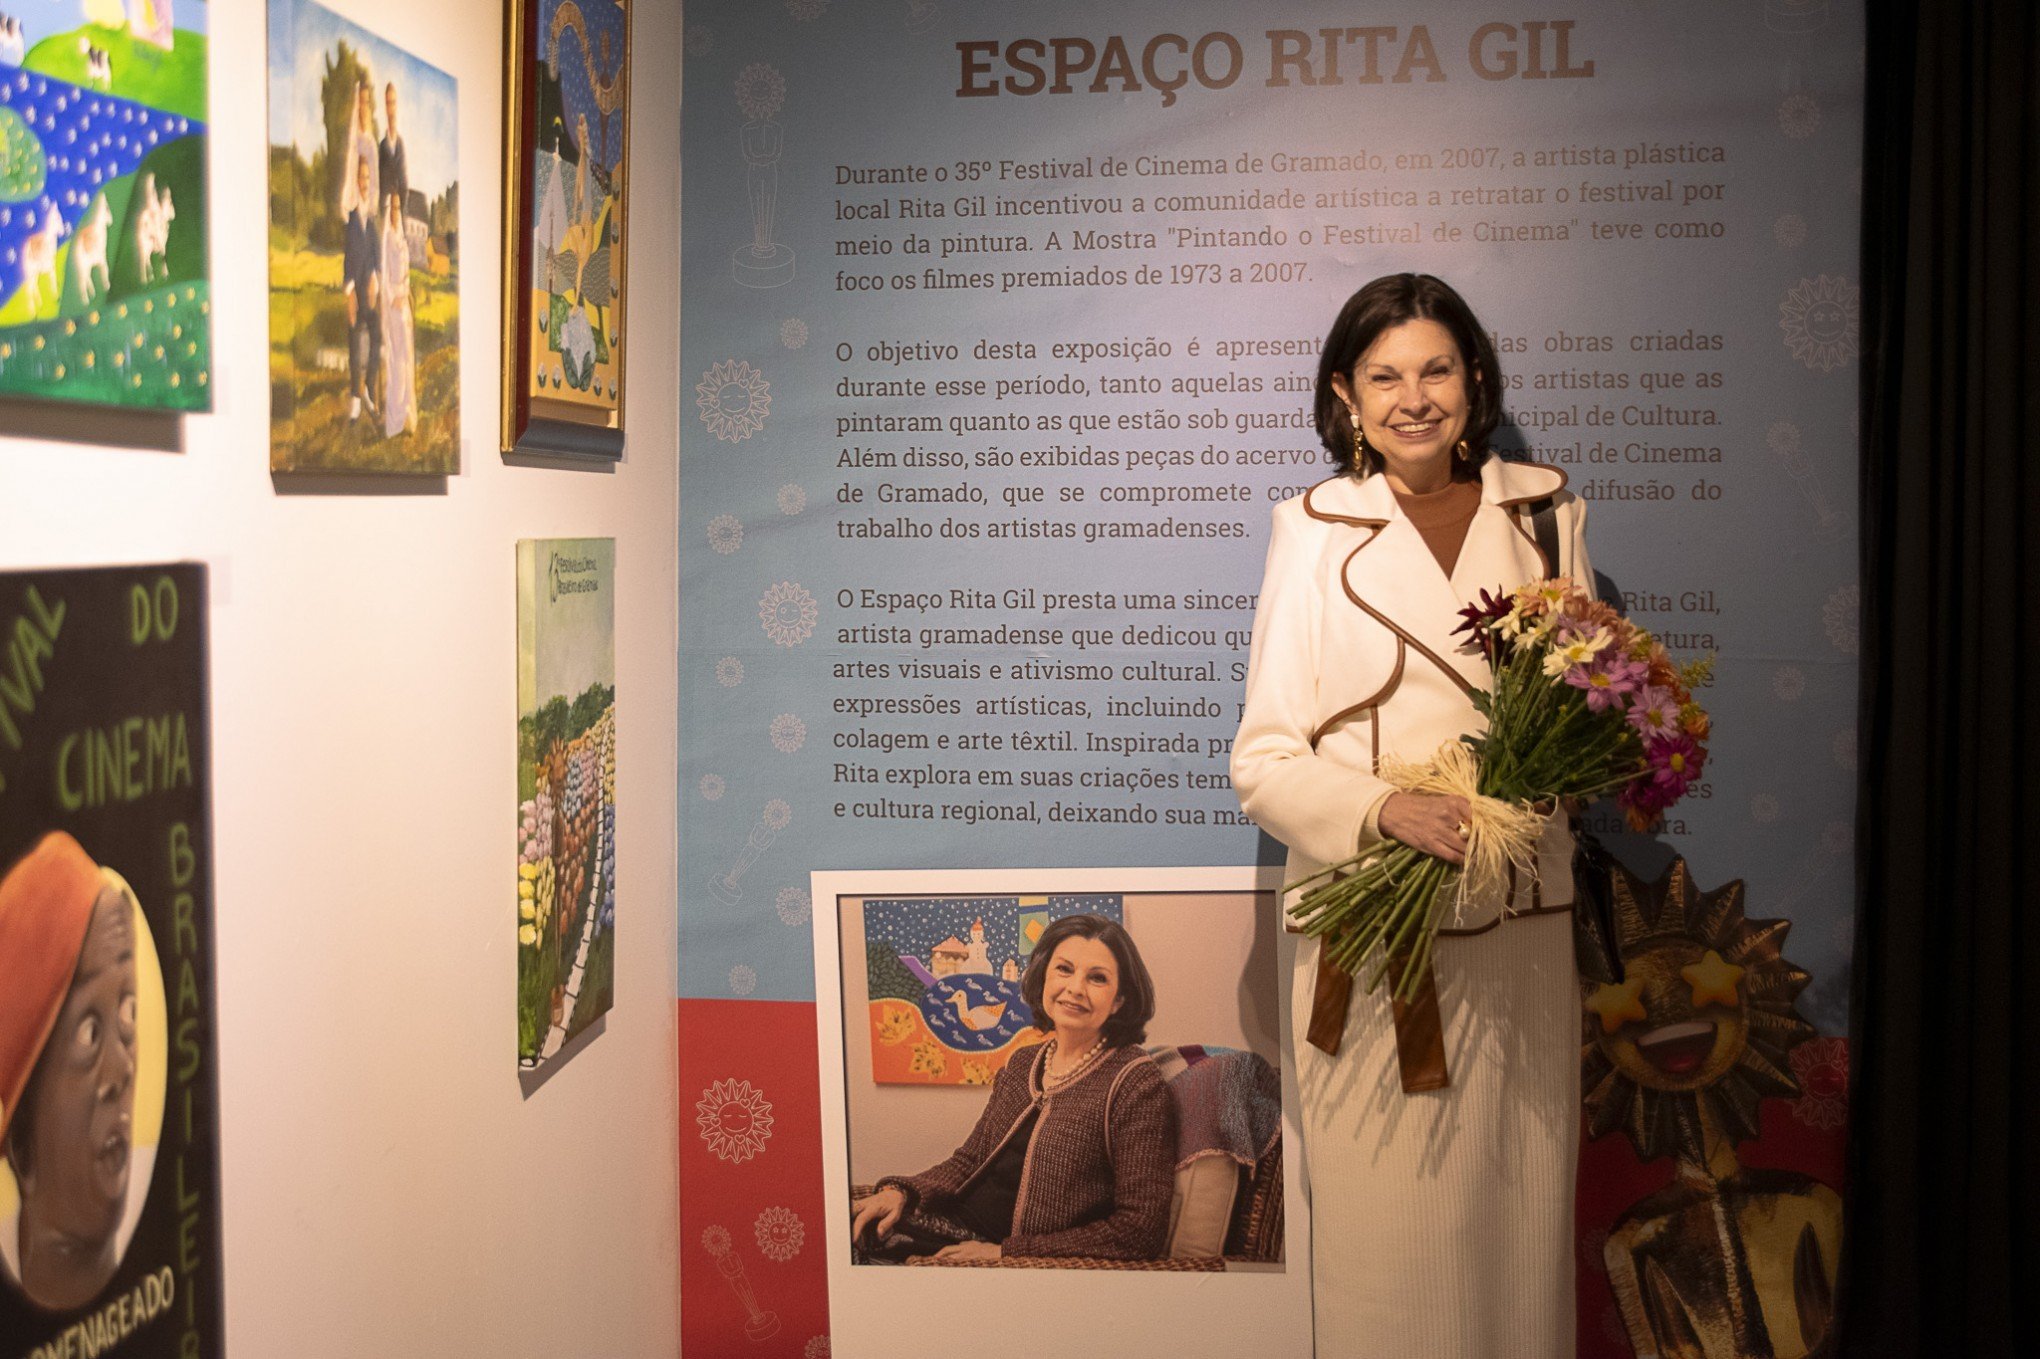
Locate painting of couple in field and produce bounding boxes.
[268,0,457,473]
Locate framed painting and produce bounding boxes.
[0,2,211,411]
[501,0,630,459]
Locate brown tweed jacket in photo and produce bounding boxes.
[879,1042,1178,1259]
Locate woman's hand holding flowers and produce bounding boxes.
[1378,792,1472,866]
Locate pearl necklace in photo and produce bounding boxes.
[1040,1033,1109,1091]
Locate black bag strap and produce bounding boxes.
[1528,495,1562,578]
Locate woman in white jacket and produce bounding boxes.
[1232,274,1592,1358]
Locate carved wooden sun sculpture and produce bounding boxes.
[1577,857,1816,1161]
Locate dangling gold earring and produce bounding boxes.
[1349,409,1366,457]
[1455,439,1470,462]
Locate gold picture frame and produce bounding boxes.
[501,0,632,459]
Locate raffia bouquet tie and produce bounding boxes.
[1287,742,1544,1003]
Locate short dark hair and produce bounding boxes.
[1313,273,1504,477]
[1020,914,1156,1048]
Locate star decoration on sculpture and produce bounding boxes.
[1588,978,1649,1034]
[1681,949,1745,1008]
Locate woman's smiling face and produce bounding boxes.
[1334,317,1473,478]
[1042,935,1122,1043]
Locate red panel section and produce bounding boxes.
[679,998,833,1359]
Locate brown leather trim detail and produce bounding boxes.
[1309,650,1403,748]
[1305,957,1353,1054]
[1390,958,1449,1092]
[1302,478,1386,528]
[1507,504,1554,578]
[1339,536,1479,699]
[1491,459,1571,508]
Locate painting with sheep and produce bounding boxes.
[0,1,209,411]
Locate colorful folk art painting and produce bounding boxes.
[502,0,629,455]
[267,0,458,473]
[517,539,616,1074]
[862,895,1122,1086]
[0,2,209,411]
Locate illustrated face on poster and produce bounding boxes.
[0,2,211,410]
[833,884,1287,1269]
[860,895,1122,1086]
[267,0,459,473]
[517,538,617,1074]
[0,565,222,1356]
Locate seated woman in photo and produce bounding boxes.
[851,914,1177,1263]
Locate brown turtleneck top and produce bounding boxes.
[1391,473,1483,576]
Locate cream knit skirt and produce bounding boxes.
[1293,913,1578,1359]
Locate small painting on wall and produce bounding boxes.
[267,0,458,473]
[517,538,617,1074]
[0,1,211,411]
[501,0,630,458]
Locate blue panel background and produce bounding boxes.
[679,0,1864,1026]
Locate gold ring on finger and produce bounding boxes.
[1455,821,1470,839]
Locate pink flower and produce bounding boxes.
[1628,686,1681,737]
[1646,732,1704,797]
[1567,655,1649,712]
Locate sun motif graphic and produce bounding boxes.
[763,799,793,832]
[779,319,809,350]
[1777,92,1821,139]
[716,656,745,688]
[1750,793,1780,823]
[1820,821,1852,856]
[754,1206,807,1262]
[1788,1036,1849,1131]
[696,1079,775,1164]
[785,0,831,21]
[777,483,807,514]
[1773,212,1808,248]
[1578,857,1817,1160]
[695,359,772,442]
[775,885,812,927]
[769,713,808,753]
[708,514,744,555]
[1822,583,1859,654]
[684,25,715,57]
[804,1338,831,1359]
[701,1224,734,1258]
[730,963,758,995]
[758,581,818,647]
[735,63,787,122]
[1779,275,1860,372]
[1771,665,1806,701]
[699,774,726,802]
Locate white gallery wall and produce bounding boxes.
[0,2,683,1354]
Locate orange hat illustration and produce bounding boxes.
[0,832,103,1146]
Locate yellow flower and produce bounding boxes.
[518,924,538,946]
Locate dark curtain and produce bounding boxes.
[1843,1,2037,1354]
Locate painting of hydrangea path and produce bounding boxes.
[517,538,616,1074]
[0,2,209,410]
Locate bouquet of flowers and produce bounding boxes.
[1287,577,1712,1002]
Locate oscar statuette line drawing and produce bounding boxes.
[700,1225,781,1341]
[733,63,793,287]
[711,799,792,905]
[1766,420,1845,543]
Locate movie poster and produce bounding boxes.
[516,537,616,1074]
[267,0,459,473]
[0,564,222,1357]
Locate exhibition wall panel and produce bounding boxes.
[0,2,682,1355]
